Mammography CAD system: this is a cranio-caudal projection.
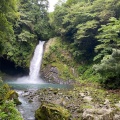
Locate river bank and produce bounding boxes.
[18,81,120,120]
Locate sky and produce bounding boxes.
[48,0,59,12]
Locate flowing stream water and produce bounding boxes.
[5,41,69,120]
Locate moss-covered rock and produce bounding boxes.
[0,83,21,105]
[35,102,71,120]
[5,90,21,105]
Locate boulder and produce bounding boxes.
[5,90,21,105]
[35,102,70,120]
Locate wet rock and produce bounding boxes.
[35,102,71,120]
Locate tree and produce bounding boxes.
[93,49,120,88]
[93,17,120,88]
[0,0,52,68]
[94,17,120,61]
[0,0,18,55]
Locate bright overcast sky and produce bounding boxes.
[48,0,59,12]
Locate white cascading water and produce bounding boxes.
[17,41,45,84]
[29,41,45,82]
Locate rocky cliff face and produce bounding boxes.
[41,38,78,84]
[41,65,62,84]
[41,65,74,84]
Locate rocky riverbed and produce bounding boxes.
[19,82,120,120]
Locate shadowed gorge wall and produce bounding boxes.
[0,57,28,76]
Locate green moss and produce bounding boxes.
[5,90,21,105]
[35,102,71,120]
[51,62,74,80]
[42,37,78,81]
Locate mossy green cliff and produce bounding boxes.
[41,37,79,83]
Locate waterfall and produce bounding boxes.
[29,41,45,81]
[17,41,45,84]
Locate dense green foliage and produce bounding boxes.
[0,0,18,55]
[50,0,120,88]
[0,0,120,89]
[93,17,120,88]
[0,0,52,68]
[0,100,23,120]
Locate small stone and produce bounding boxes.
[79,93,85,97]
[104,99,110,105]
[62,101,66,106]
[115,101,120,108]
[83,96,93,102]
